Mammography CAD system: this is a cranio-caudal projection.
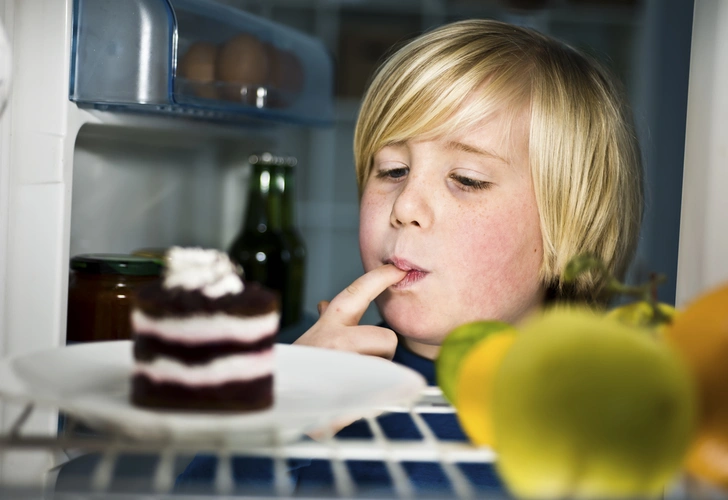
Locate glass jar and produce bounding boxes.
[66,254,162,343]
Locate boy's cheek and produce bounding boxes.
[358,214,385,270]
[358,226,374,265]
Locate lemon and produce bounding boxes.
[455,331,516,447]
[435,320,514,405]
[492,307,696,499]
[607,300,678,334]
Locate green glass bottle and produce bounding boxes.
[275,156,307,328]
[228,153,287,322]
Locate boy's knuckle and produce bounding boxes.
[387,333,398,349]
[329,335,343,350]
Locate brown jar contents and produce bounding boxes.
[66,254,162,343]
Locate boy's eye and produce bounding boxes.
[451,174,492,191]
[376,166,409,181]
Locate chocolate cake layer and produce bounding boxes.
[134,281,279,319]
[133,333,275,365]
[131,374,273,411]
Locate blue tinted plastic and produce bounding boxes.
[70,0,333,126]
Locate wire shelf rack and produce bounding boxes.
[0,388,506,500]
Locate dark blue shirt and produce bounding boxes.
[176,340,506,497]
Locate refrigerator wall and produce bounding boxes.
[676,0,728,305]
[0,0,80,481]
[69,122,276,258]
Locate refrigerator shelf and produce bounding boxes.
[0,388,502,499]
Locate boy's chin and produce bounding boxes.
[379,307,448,346]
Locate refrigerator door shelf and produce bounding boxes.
[69,0,334,127]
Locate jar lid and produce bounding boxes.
[70,254,163,276]
[131,247,169,260]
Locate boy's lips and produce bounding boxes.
[386,257,428,273]
[386,257,429,288]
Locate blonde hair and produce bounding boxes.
[354,19,643,304]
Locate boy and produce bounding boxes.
[178,18,643,495]
[296,19,642,361]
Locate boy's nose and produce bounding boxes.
[390,179,433,229]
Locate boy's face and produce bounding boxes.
[359,109,545,352]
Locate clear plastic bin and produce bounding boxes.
[69,0,334,126]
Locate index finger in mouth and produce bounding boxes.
[325,264,407,325]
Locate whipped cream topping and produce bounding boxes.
[163,247,243,298]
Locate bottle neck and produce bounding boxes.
[278,165,297,230]
[244,164,282,232]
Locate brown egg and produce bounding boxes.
[178,41,219,100]
[264,43,283,107]
[264,42,281,88]
[277,50,304,95]
[217,33,269,103]
[266,45,304,108]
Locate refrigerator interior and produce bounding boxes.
[3,0,728,497]
[3,0,700,351]
[70,124,273,257]
[225,0,696,321]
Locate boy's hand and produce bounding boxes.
[293,264,406,360]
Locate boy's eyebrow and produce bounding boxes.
[446,140,509,165]
[381,141,407,149]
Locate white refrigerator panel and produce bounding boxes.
[676,0,728,306]
[70,124,275,257]
[0,0,80,483]
[0,0,83,358]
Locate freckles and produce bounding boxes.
[455,204,539,269]
[361,189,391,211]
[359,190,392,265]
[360,195,381,221]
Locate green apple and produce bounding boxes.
[435,320,514,405]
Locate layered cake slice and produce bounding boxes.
[130,247,279,411]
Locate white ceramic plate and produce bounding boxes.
[0,341,426,446]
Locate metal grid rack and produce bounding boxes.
[0,388,503,500]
